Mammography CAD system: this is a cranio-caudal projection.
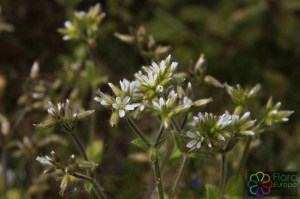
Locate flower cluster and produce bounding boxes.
[36,151,98,196]
[58,3,105,42]
[95,55,212,127]
[115,26,171,60]
[34,99,94,132]
[186,112,256,150]
[265,97,294,125]
[225,84,261,106]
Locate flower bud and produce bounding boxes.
[148,147,157,161]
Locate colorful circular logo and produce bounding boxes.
[248,171,273,197]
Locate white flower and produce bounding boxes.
[137,71,158,87]
[183,96,192,108]
[186,131,204,149]
[217,113,232,129]
[36,156,53,166]
[119,79,140,96]
[152,97,166,111]
[112,96,140,117]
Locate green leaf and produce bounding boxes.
[171,130,185,153]
[205,184,219,199]
[86,139,103,164]
[131,137,148,150]
[84,182,93,193]
[156,135,169,149]
[226,176,243,197]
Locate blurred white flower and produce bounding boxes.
[186,131,204,149]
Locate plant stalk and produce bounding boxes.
[73,172,107,199]
[219,153,227,199]
[126,117,150,146]
[154,123,165,146]
[70,132,107,199]
[153,158,164,199]
[170,154,188,199]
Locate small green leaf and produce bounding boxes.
[86,139,103,164]
[84,182,93,193]
[156,135,169,149]
[131,137,148,150]
[171,130,185,153]
[205,184,219,199]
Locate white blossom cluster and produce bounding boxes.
[186,112,256,150]
[94,55,212,127]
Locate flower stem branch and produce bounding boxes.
[170,154,188,199]
[70,132,88,161]
[126,116,150,146]
[154,123,165,146]
[219,152,227,199]
[73,172,107,199]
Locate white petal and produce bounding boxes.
[125,104,139,111]
[119,109,125,118]
[101,100,108,106]
[123,96,130,104]
[159,98,165,106]
[112,103,118,109]
[196,142,202,149]
[152,101,160,110]
[241,112,250,120]
[187,131,197,138]
[140,104,145,111]
[186,140,197,148]
[116,97,121,104]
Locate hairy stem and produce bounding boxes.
[219,153,227,199]
[126,117,150,146]
[73,172,107,199]
[170,154,188,199]
[153,158,164,199]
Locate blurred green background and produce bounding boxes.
[0,0,299,198]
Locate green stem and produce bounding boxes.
[154,123,165,146]
[73,172,107,199]
[126,117,150,146]
[70,132,89,161]
[170,154,188,199]
[89,86,96,143]
[153,158,164,199]
[70,132,107,199]
[219,153,227,199]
